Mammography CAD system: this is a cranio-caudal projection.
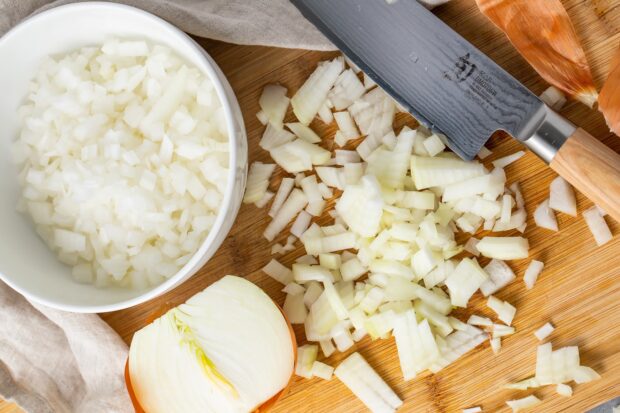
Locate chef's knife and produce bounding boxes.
[587,397,620,413]
[290,0,620,222]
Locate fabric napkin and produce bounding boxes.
[0,0,332,412]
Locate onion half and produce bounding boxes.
[127,276,296,413]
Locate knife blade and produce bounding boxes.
[290,0,557,160]
[291,0,620,222]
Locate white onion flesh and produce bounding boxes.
[583,206,613,246]
[523,260,544,290]
[334,352,403,413]
[128,276,294,413]
[534,199,559,231]
[506,395,541,412]
[258,84,289,129]
[549,176,577,216]
[15,39,229,288]
[534,322,555,341]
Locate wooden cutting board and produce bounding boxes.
[4,0,620,412]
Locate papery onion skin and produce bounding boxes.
[599,45,620,135]
[476,0,597,107]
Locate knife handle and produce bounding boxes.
[550,128,620,222]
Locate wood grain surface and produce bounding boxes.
[552,127,620,222]
[3,0,620,412]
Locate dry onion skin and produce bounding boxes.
[598,45,620,135]
[476,0,597,107]
[128,276,295,413]
[12,39,230,288]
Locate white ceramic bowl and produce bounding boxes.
[0,2,247,313]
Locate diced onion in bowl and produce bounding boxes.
[14,39,230,288]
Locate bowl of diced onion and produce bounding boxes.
[0,2,247,312]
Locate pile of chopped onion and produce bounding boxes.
[12,39,230,288]
[244,56,546,410]
[246,55,607,411]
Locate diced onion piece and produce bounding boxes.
[264,189,308,241]
[283,291,308,324]
[506,395,542,412]
[293,264,334,283]
[285,122,321,143]
[316,166,344,190]
[412,156,485,190]
[319,253,342,270]
[477,237,529,260]
[290,211,313,238]
[422,134,446,157]
[583,206,613,246]
[328,69,366,110]
[300,175,324,204]
[487,295,516,325]
[260,124,295,151]
[467,315,492,326]
[534,322,555,341]
[445,258,488,307]
[534,199,558,231]
[510,182,525,209]
[549,176,577,216]
[318,102,334,124]
[254,191,274,208]
[269,177,295,218]
[312,361,335,380]
[336,175,384,237]
[331,322,355,352]
[54,229,86,252]
[492,324,515,338]
[572,366,601,383]
[282,282,305,296]
[335,150,361,165]
[319,338,335,358]
[323,280,349,320]
[243,162,276,204]
[524,260,544,290]
[479,259,515,296]
[489,337,502,355]
[349,88,395,139]
[295,344,318,378]
[256,110,268,125]
[359,286,385,315]
[341,258,368,281]
[492,151,525,168]
[429,324,487,372]
[334,111,360,140]
[540,86,567,111]
[463,407,483,413]
[393,310,439,380]
[556,383,573,397]
[262,259,293,285]
[304,282,324,307]
[334,352,403,413]
[292,57,344,125]
[503,377,540,390]
[259,84,289,129]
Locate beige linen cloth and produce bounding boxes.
[0,1,333,412]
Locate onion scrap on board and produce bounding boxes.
[476,0,598,107]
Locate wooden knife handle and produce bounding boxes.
[550,128,620,222]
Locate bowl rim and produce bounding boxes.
[0,1,245,313]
